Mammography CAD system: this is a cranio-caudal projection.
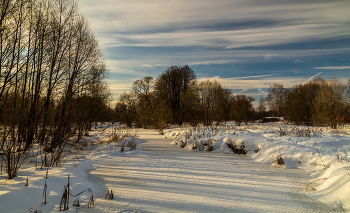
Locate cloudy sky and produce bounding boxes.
[79,0,350,102]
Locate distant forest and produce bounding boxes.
[115,65,350,130]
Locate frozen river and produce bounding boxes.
[78,129,331,213]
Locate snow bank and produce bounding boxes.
[0,160,98,213]
[0,125,143,212]
[164,123,350,210]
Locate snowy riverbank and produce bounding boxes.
[165,123,350,211]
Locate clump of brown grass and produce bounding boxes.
[226,143,247,155]
[180,140,187,148]
[207,143,214,152]
[205,139,215,152]
[120,138,137,152]
[275,155,284,166]
[305,178,328,192]
[97,139,109,145]
[110,129,138,152]
[192,140,198,150]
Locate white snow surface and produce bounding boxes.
[165,123,350,212]
[0,123,349,212]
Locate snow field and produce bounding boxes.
[165,123,350,211]
[0,157,98,213]
[0,126,139,213]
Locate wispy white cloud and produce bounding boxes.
[189,59,236,66]
[100,23,349,49]
[105,48,350,74]
[198,75,308,95]
[81,0,349,33]
[78,0,350,101]
[81,0,350,51]
[264,53,275,60]
[220,74,279,80]
[292,69,301,74]
[313,66,350,70]
[258,88,266,95]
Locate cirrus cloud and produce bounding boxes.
[314,66,350,70]
[78,0,350,102]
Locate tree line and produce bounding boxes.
[0,0,109,179]
[116,66,350,130]
[265,78,350,128]
[115,65,256,129]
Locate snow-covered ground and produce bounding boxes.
[0,126,118,213]
[0,123,349,212]
[166,123,350,211]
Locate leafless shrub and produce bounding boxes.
[272,126,323,138]
[295,127,311,138]
[109,134,122,142]
[109,128,138,143]
[87,194,94,208]
[332,125,350,135]
[119,137,137,152]
[278,127,289,136]
[192,139,198,150]
[105,190,114,200]
[226,143,247,155]
[97,140,107,145]
[197,142,205,151]
[94,128,139,152]
[297,158,302,164]
[180,140,187,148]
[126,139,137,150]
[313,142,327,169]
[275,155,284,166]
[206,140,214,152]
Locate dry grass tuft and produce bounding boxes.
[275,155,284,166]
[180,140,187,148]
[227,143,247,155]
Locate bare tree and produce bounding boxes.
[266,83,286,116]
[198,80,225,125]
[155,65,196,125]
[0,0,109,176]
[312,78,349,128]
[257,95,266,120]
[219,88,233,123]
[232,95,255,126]
[0,0,32,179]
[284,80,321,125]
[180,84,200,126]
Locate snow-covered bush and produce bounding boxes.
[226,137,247,155]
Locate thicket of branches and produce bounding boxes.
[0,0,110,179]
[115,65,256,129]
[266,78,350,128]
